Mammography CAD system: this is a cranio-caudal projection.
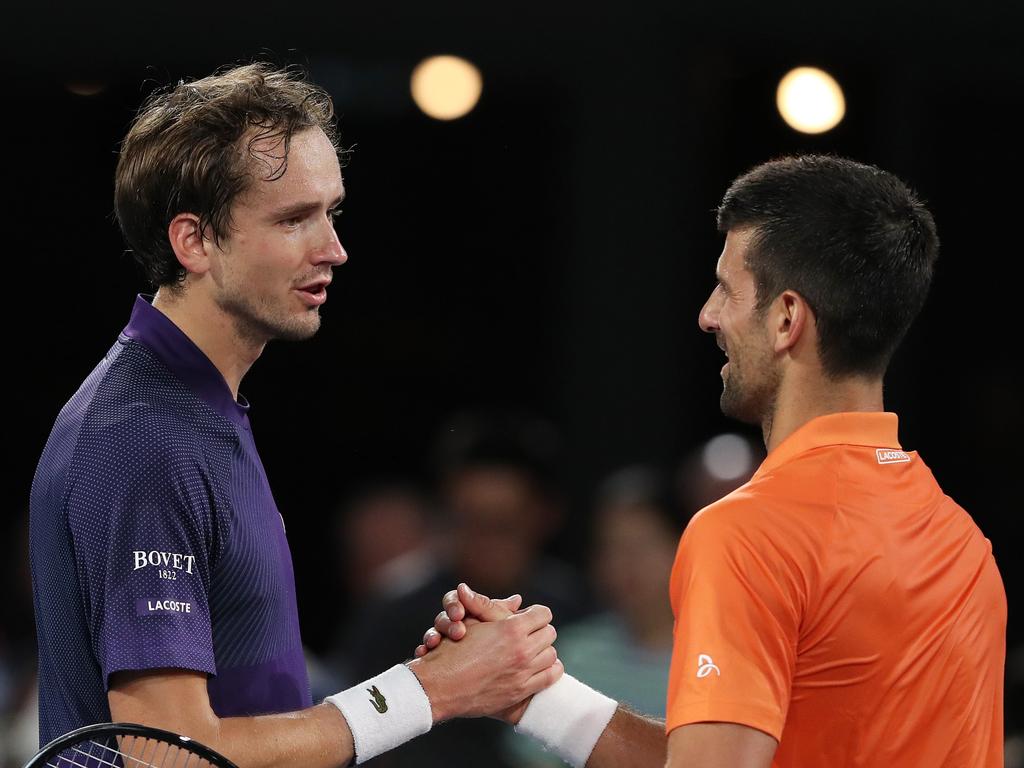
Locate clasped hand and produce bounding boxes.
[407,582,561,724]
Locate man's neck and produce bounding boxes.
[763,369,884,452]
[151,289,264,400]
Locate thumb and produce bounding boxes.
[458,582,517,621]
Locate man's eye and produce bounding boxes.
[281,217,302,227]
[328,208,343,220]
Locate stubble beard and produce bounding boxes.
[719,342,780,430]
[217,288,322,346]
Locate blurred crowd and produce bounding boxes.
[3,411,1021,765]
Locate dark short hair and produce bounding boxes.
[717,155,939,378]
[115,62,340,288]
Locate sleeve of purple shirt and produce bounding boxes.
[66,426,221,689]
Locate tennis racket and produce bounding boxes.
[23,722,238,768]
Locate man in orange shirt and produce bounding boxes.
[421,155,1007,767]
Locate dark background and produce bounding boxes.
[4,0,1021,691]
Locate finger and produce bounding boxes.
[423,627,442,649]
[524,622,558,657]
[414,644,427,658]
[508,603,553,633]
[524,644,558,675]
[442,589,466,623]
[434,611,467,640]
[492,593,524,613]
[520,658,565,702]
[458,582,516,622]
[434,610,452,635]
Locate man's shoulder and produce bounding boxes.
[690,472,811,519]
[63,339,234,471]
[685,474,835,548]
[94,336,200,409]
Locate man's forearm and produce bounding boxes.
[111,602,560,768]
[215,702,354,768]
[586,707,667,768]
[109,671,356,768]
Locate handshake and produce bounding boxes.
[326,582,618,766]
[410,582,561,723]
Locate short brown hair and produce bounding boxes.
[114,62,339,287]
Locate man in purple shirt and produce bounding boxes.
[29,63,561,766]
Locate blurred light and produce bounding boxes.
[701,434,755,481]
[410,55,482,121]
[66,81,106,97]
[776,67,845,134]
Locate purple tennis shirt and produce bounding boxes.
[30,295,311,744]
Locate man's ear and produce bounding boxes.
[770,289,814,354]
[167,213,212,276]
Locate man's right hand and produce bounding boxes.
[408,583,557,724]
[405,589,560,725]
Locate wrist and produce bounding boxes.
[515,673,617,768]
[503,694,533,726]
[325,664,432,764]
[405,655,447,724]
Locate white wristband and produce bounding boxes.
[325,663,433,764]
[515,673,618,767]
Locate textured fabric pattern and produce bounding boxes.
[31,297,311,745]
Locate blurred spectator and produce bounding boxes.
[336,481,439,602]
[503,465,681,766]
[502,435,762,766]
[1006,643,1024,768]
[576,466,682,710]
[675,431,764,516]
[325,481,440,692]
[336,411,588,768]
[1,515,37,767]
[432,411,580,606]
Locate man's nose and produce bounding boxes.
[698,294,719,333]
[314,218,348,266]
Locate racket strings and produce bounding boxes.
[47,736,214,768]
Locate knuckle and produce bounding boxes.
[545,663,560,684]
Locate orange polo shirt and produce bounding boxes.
[666,412,1005,766]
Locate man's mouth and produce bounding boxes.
[294,277,332,307]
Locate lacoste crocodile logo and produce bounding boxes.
[368,685,388,714]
